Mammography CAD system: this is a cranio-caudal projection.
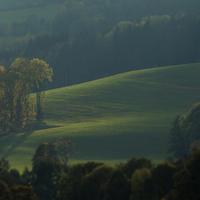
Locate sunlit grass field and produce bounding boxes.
[1,63,200,171]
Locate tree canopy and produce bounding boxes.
[0,58,53,134]
[170,103,200,158]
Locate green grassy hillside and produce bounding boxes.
[1,63,200,170]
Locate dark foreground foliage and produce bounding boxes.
[170,103,200,158]
[0,146,200,200]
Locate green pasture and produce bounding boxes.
[1,63,200,170]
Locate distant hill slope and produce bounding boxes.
[0,1,63,23]
[0,0,64,49]
[0,0,63,10]
[1,63,200,170]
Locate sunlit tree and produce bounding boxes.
[0,57,53,133]
[29,58,53,120]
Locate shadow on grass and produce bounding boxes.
[28,120,60,131]
[0,121,60,158]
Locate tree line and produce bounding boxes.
[9,13,200,87]
[0,58,53,133]
[0,103,200,200]
[0,0,200,88]
[0,141,200,200]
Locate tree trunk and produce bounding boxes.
[36,92,43,121]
